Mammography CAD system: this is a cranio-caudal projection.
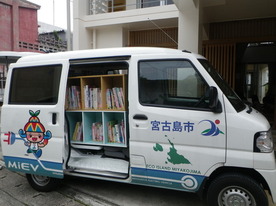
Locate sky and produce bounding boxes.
[27,0,70,29]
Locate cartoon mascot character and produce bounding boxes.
[19,110,52,158]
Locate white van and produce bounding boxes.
[1,47,275,206]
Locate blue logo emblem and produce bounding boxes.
[199,120,224,136]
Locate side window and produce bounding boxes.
[139,60,209,109]
[9,65,62,104]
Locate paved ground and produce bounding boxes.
[0,166,204,206]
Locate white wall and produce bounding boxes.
[177,0,200,53]
[73,0,92,50]
[126,0,137,10]
[96,26,125,48]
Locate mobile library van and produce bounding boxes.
[1,47,276,206]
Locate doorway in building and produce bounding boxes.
[241,42,276,126]
[245,64,269,107]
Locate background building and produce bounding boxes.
[38,22,67,53]
[74,0,276,126]
[0,0,68,53]
[0,0,40,52]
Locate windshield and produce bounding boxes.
[199,59,246,112]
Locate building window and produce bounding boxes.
[140,0,174,8]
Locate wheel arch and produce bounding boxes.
[198,166,270,199]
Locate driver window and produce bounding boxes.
[139,60,209,110]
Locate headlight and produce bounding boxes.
[254,130,273,153]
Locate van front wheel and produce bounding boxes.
[26,174,61,192]
[207,173,268,206]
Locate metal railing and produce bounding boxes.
[89,0,174,15]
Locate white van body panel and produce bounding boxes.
[225,107,270,168]
[128,54,226,190]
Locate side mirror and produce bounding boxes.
[209,86,222,113]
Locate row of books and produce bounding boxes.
[71,120,125,144]
[84,85,102,109]
[106,87,125,109]
[72,122,83,141]
[107,120,125,144]
[67,86,81,109]
[67,85,125,110]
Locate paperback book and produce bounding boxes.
[67,86,81,109]
[72,122,83,142]
[107,119,125,144]
[106,87,124,109]
[84,85,102,109]
[92,122,103,142]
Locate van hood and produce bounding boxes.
[241,106,270,131]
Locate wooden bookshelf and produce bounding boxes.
[66,74,127,148]
[66,74,127,111]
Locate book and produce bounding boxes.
[67,85,81,109]
[107,119,125,144]
[106,87,124,109]
[72,122,83,142]
[108,120,116,142]
[112,87,120,108]
[92,122,103,142]
[92,88,102,109]
[77,122,83,141]
[114,124,120,143]
[117,87,124,108]
[84,85,91,109]
[83,86,102,109]
[106,89,112,109]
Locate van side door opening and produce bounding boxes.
[65,60,130,179]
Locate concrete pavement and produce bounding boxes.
[0,164,204,206]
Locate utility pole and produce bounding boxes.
[53,0,55,25]
[67,0,72,51]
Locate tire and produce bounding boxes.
[207,173,268,206]
[26,173,62,192]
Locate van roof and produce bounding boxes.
[16,47,204,63]
[0,51,39,64]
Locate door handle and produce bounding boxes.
[52,113,57,125]
[133,114,148,120]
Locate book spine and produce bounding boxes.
[67,86,81,109]
[93,88,98,109]
[89,88,93,109]
[84,85,88,109]
[112,87,119,108]
[106,89,112,109]
[117,87,124,109]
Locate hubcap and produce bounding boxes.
[32,175,51,186]
[219,186,256,206]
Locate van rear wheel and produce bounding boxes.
[206,173,268,206]
[26,174,61,192]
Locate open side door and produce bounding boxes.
[1,60,69,178]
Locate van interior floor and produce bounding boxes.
[67,149,129,178]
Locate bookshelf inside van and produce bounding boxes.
[66,74,127,148]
